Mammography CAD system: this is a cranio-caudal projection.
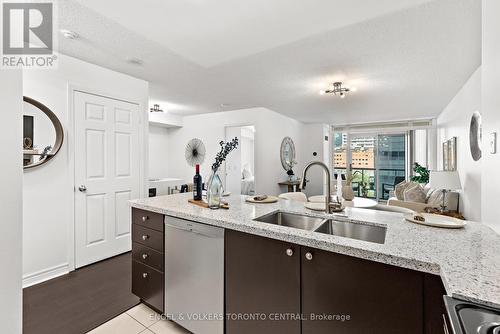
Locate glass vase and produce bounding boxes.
[207,170,223,209]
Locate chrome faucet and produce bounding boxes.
[300,161,337,214]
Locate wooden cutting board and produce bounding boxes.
[188,199,229,209]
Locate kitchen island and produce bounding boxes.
[130,193,500,333]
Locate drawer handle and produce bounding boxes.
[305,252,313,261]
[142,253,148,260]
[142,216,149,222]
[286,248,294,257]
[142,273,148,279]
[142,235,149,241]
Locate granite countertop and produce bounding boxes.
[130,193,500,308]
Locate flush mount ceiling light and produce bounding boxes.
[60,29,79,40]
[320,82,351,98]
[150,104,164,112]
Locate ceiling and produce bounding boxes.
[58,0,481,124]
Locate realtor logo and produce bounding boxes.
[2,2,57,68]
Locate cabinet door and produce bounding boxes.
[423,274,447,334]
[225,230,301,334]
[301,247,423,334]
[132,261,164,312]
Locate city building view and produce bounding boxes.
[334,133,406,200]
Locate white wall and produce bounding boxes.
[300,124,331,197]
[437,68,482,221]
[149,125,170,179]
[0,70,23,333]
[22,54,149,286]
[166,107,304,195]
[482,0,500,234]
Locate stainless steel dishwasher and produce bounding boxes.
[164,216,224,334]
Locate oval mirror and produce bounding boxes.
[469,111,482,162]
[280,137,296,171]
[23,96,64,169]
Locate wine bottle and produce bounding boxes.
[193,164,202,200]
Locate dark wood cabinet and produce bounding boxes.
[226,231,446,334]
[424,274,448,334]
[131,208,165,313]
[132,261,164,312]
[131,207,447,332]
[132,242,164,271]
[132,223,164,252]
[301,247,423,334]
[132,208,164,232]
[225,230,301,334]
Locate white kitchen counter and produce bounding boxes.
[130,193,500,309]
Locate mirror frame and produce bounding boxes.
[23,96,64,169]
[469,111,482,162]
[280,136,296,171]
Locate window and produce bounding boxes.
[332,123,433,201]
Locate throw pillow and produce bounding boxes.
[427,189,446,207]
[423,183,432,197]
[394,181,408,200]
[403,183,427,203]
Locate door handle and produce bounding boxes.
[78,185,87,192]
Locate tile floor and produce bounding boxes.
[87,303,190,334]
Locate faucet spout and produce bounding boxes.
[300,161,333,214]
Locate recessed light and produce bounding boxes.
[127,58,144,66]
[60,29,79,40]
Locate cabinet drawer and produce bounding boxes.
[132,260,164,313]
[132,208,164,232]
[132,224,164,252]
[132,242,164,272]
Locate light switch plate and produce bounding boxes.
[490,132,497,154]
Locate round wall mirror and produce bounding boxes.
[469,111,482,162]
[23,96,64,169]
[280,137,296,171]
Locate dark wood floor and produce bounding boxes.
[23,252,140,334]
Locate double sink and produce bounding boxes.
[255,211,386,244]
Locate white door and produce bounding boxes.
[224,126,241,195]
[74,91,140,268]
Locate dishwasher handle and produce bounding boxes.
[165,221,223,239]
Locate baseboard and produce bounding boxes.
[23,263,70,288]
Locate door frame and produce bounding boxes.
[223,123,256,194]
[67,84,147,271]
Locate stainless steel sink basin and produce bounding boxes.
[314,220,386,244]
[254,211,325,231]
[254,211,386,244]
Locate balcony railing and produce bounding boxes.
[334,167,406,200]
